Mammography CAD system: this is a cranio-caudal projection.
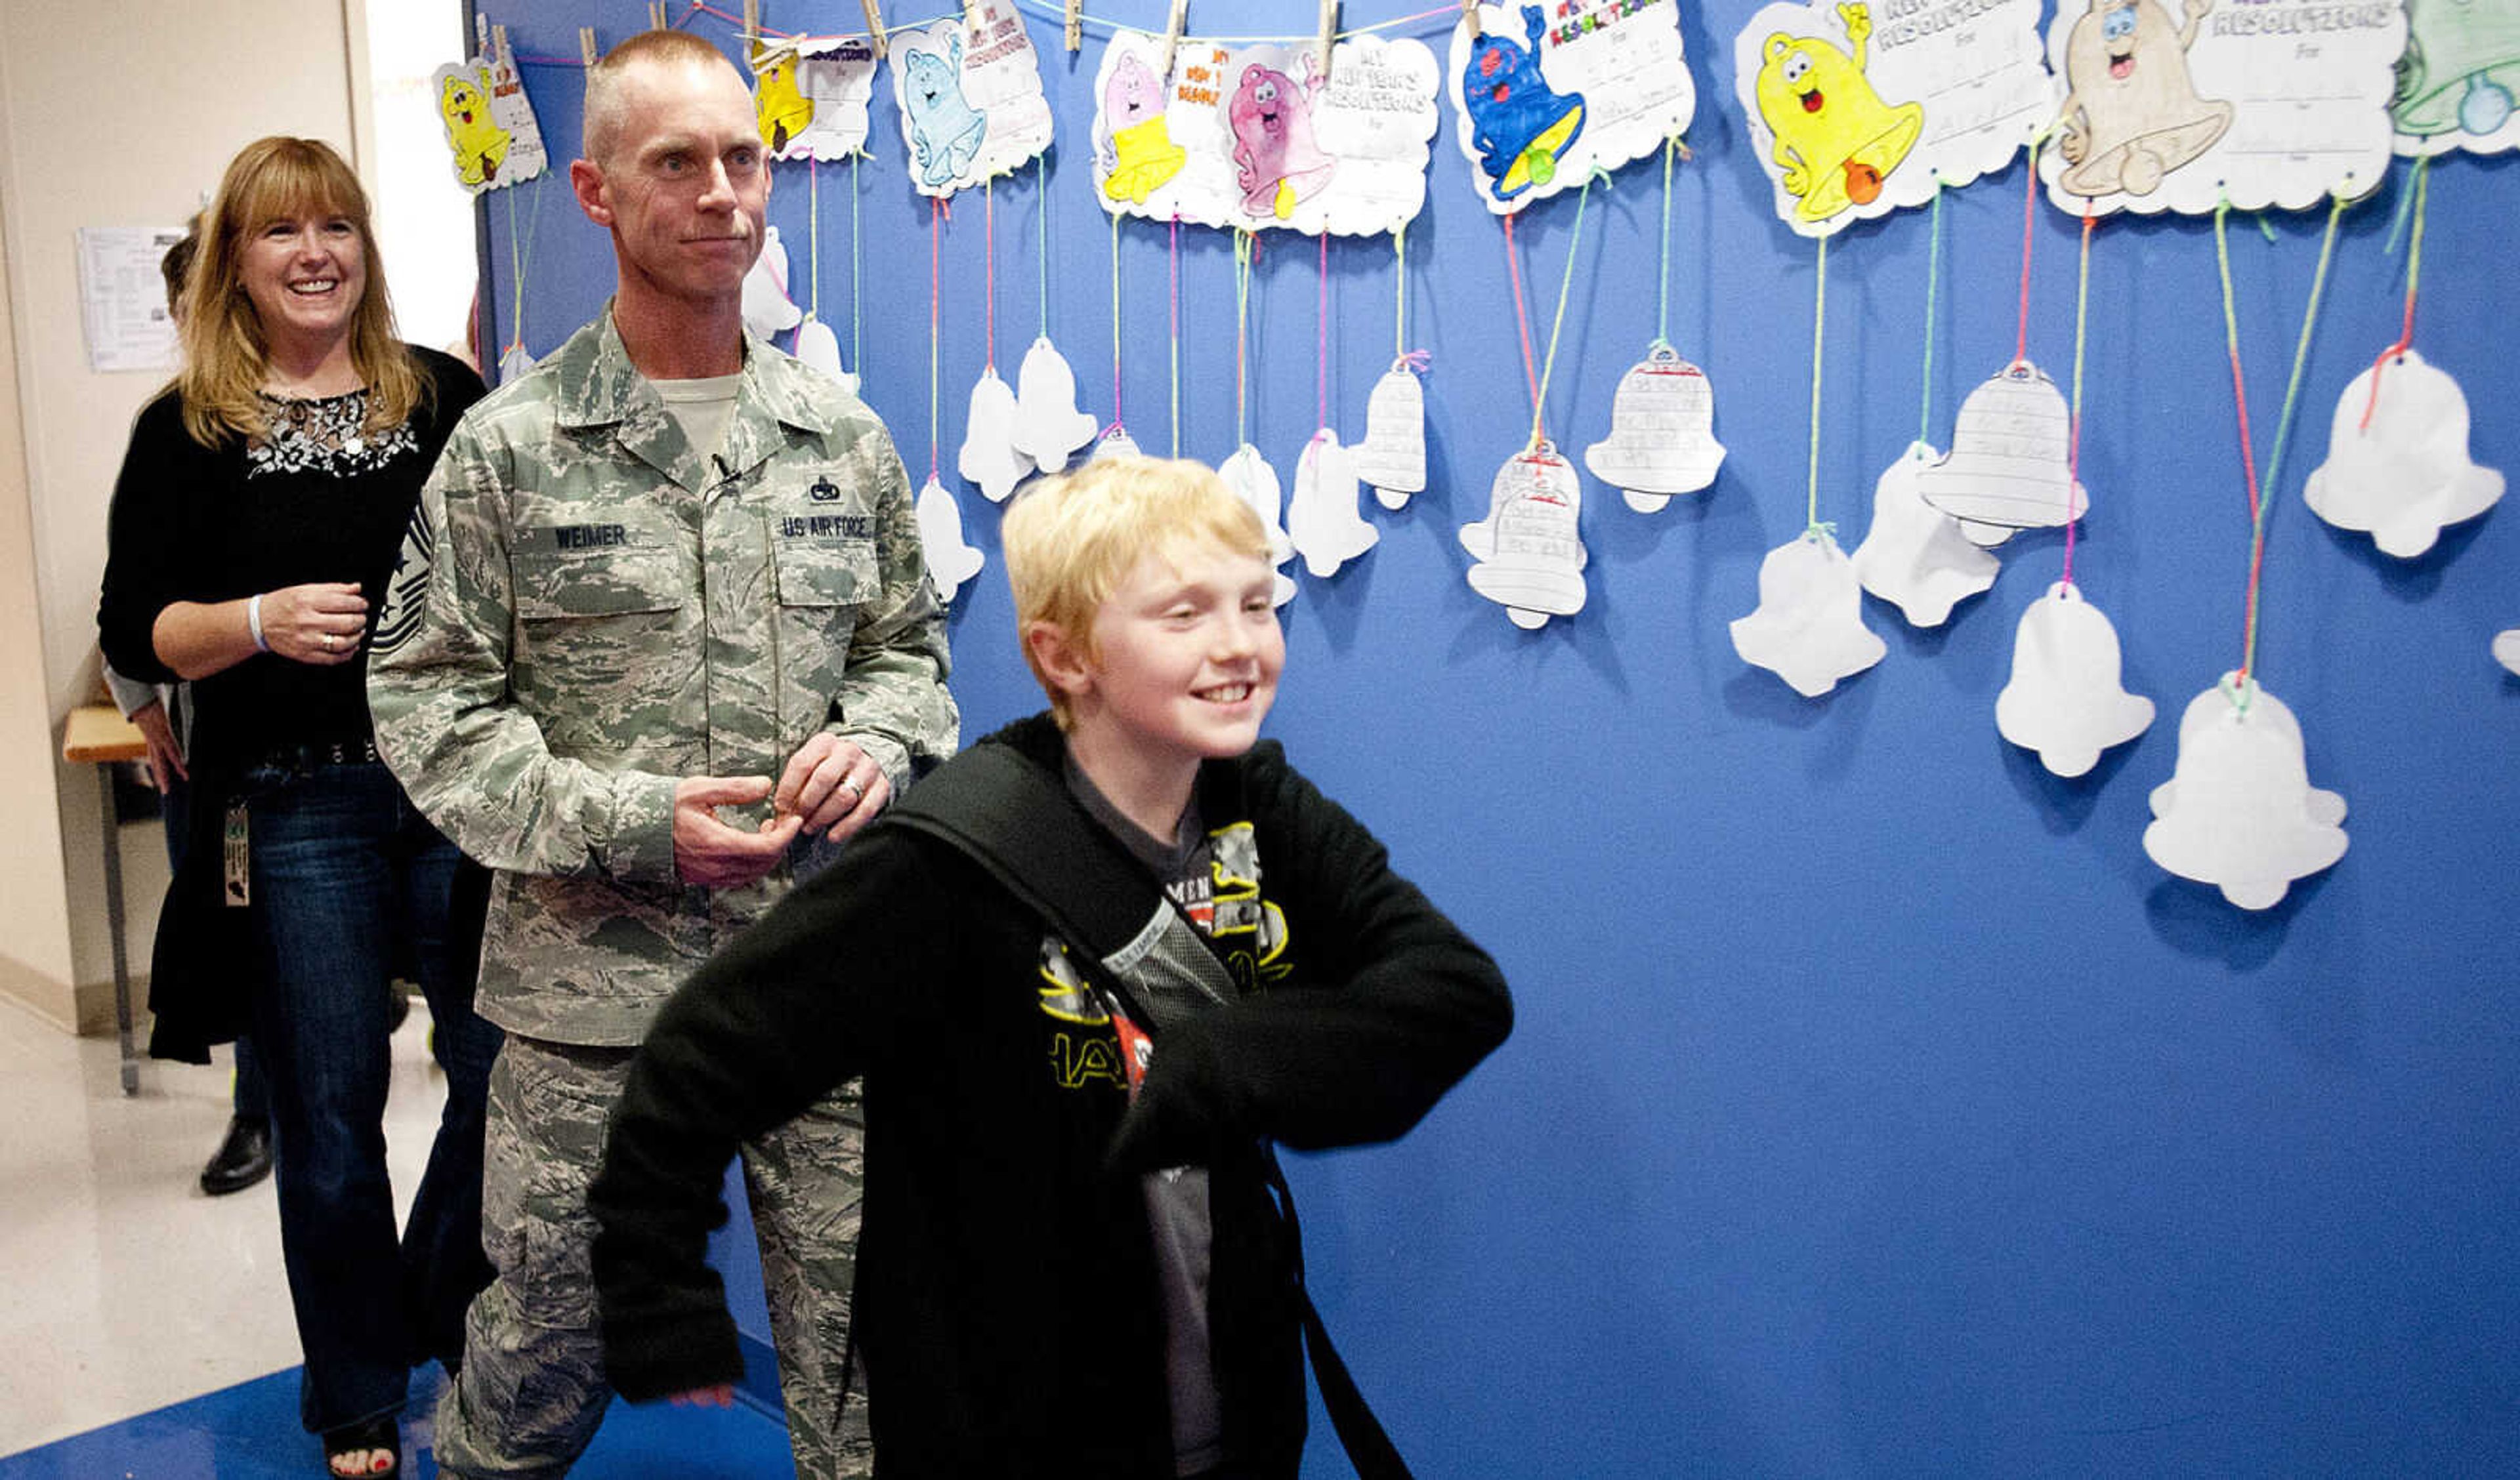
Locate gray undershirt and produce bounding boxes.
[650,371,742,464]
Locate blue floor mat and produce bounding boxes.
[0,1365,793,1479]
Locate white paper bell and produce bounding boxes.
[1010,337,1098,474]
[793,317,858,396]
[1091,426,1143,461]
[2303,348,2504,559]
[742,225,805,342]
[2143,676,2347,910]
[2497,628,2520,678]
[915,474,985,602]
[1288,431,1379,578]
[1850,441,2001,627]
[1219,443,1297,607]
[496,343,537,388]
[1463,444,1587,630]
[1730,529,1886,697]
[1995,581,2154,777]
[1917,361,2088,543]
[958,367,1033,504]
[1582,344,1726,514]
[1351,363,1427,510]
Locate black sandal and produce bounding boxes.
[322,1415,400,1478]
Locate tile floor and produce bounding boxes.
[0,997,789,1477]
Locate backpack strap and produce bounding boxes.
[887,741,1416,1479]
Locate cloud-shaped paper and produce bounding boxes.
[891,9,1055,199]
[2143,676,2347,909]
[1851,441,2002,627]
[1351,363,1426,509]
[1095,33,1440,235]
[2393,0,2520,157]
[915,473,986,602]
[1454,2,1697,216]
[1734,0,2051,236]
[958,367,1032,504]
[2496,628,2520,676]
[1289,431,1378,578]
[754,37,878,161]
[1584,346,1727,514]
[1220,443,1299,607]
[1010,338,1097,474]
[2303,347,2504,559]
[1995,581,2154,776]
[741,225,804,342]
[2041,0,2405,216]
[1462,445,1588,628]
[1917,361,2088,545]
[1731,530,1886,695]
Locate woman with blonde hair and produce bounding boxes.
[96,136,497,1479]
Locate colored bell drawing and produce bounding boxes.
[1011,338,1099,474]
[1350,363,1427,510]
[1582,344,1726,514]
[1994,581,2154,778]
[1850,441,2000,627]
[2390,0,2520,140]
[2052,0,2233,198]
[2143,676,2346,910]
[1730,529,1885,697]
[1288,431,1378,579]
[1103,115,1188,204]
[1916,361,2088,544]
[958,367,1033,504]
[1750,9,1925,222]
[2303,348,2504,560]
[1461,442,1587,629]
[1219,443,1299,607]
[915,474,985,602]
[793,317,858,397]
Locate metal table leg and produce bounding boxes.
[96,762,138,1096]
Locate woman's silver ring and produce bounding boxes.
[321,632,336,651]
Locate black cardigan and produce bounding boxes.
[591,714,1512,1477]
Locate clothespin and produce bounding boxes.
[1315,0,1338,85]
[742,0,758,50]
[1064,0,1082,53]
[1159,0,1188,80]
[858,0,888,60]
[648,3,667,31]
[1463,0,1483,38]
[579,27,598,66]
[492,24,510,63]
[474,14,490,56]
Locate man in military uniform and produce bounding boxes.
[367,30,956,1479]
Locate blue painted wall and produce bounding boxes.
[475,2,2520,1471]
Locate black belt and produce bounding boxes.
[257,738,382,770]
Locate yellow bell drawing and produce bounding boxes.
[1754,3,1923,222]
[1102,115,1188,205]
[755,49,814,154]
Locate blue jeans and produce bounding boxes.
[242,759,500,1437]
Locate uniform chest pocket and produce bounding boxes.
[513,550,684,621]
[773,539,879,609]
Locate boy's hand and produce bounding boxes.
[774,733,891,841]
[673,776,803,888]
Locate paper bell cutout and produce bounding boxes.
[1995,581,2154,777]
[1582,345,1726,514]
[2052,0,2233,199]
[1851,440,2001,627]
[1091,426,1143,461]
[1010,337,1098,474]
[2303,348,2504,560]
[1219,443,1299,607]
[2143,676,2347,910]
[1350,363,1427,510]
[2495,628,2520,677]
[958,368,1033,504]
[1288,432,1379,579]
[1730,528,1886,697]
[793,317,859,397]
[1461,443,1587,630]
[741,225,805,342]
[915,473,986,602]
[496,343,536,388]
[1916,361,2089,545]
[2394,0,2520,141]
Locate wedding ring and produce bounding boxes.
[322,632,336,651]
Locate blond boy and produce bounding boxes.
[590,457,1510,1477]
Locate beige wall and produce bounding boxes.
[0,2,360,1030]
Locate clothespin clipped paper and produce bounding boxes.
[1064,0,1083,52]
[648,3,667,31]
[1160,0,1189,81]
[1316,0,1339,83]
[859,0,889,60]
[742,0,759,48]
[578,28,597,65]
[1463,0,1482,37]
[475,14,491,54]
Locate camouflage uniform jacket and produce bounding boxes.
[368,310,958,1046]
